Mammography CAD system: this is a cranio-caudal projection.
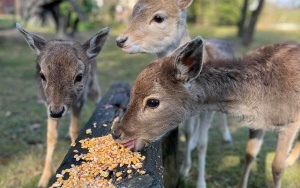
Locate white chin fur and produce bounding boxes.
[123,45,140,54]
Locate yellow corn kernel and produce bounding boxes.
[116,172,122,177]
[51,134,146,187]
[86,128,92,134]
[139,170,146,175]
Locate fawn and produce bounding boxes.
[115,0,234,187]
[16,23,109,187]
[112,36,300,188]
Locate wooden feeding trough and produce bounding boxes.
[49,83,164,187]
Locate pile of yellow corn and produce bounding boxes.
[51,134,146,188]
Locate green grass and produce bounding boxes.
[0,22,299,188]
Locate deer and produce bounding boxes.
[115,0,234,187]
[112,36,300,188]
[16,23,109,188]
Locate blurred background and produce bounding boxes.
[0,0,299,187]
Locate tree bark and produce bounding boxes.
[242,0,265,46]
[237,0,249,37]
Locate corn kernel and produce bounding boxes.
[116,172,122,177]
[51,134,146,188]
[139,170,146,175]
[86,128,92,134]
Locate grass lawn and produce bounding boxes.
[0,21,299,188]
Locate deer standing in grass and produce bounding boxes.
[16,23,109,188]
[112,36,300,188]
[115,0,233,187]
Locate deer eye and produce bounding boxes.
[75,74,83,83]
[146,98,160,108]
[152,15,165,23]
[40,73,46,81]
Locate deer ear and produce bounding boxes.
[83,27,109,60]
[178,0,193,9]
[16,23,46,56]
[173,36,204,83]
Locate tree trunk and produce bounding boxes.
[242,0,265,46]
[237,0,248,37]
[14,0,21,21]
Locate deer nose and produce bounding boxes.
[116,36,128,48]
[49,106,65,118]
[111,130,121,140]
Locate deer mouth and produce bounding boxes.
[122,139,149,151]
[122,45,140,54]
[122,139,137,149]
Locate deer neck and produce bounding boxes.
[192,59,249,114]
[157,10,191,58]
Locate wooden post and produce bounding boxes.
[49,83,164,187]
[162,129,179,188]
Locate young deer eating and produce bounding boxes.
[16,23,109,188]
[112,37,300,188]
[116,0,233,186]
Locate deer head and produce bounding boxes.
[16,23,109,118]
[112,36,204,150]
[115,0,193,56]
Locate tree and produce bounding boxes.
[237,0,265,46]
[237,0,248,37]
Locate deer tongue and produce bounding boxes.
[123,139,136,149]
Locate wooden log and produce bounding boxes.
[49,83,163,187]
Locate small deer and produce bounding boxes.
[112,36,300,188]
[115,0,233,186]
[16,23,109,188]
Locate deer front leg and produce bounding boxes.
[272,122,300,188]
[38,118,58,188]
[286,134,300,166]
[70,99,84,142]
[180,115,199,177]
[238,129,265,188]
[219,112,233,143]
[196,111,215,188]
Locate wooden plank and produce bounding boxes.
[49,83,163,188]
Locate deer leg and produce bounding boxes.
[238,129,265,188]
[286,134,300,166]
[38,118,58,188]
[180,115,199,177]
[70,100,84,143]
[219,112,232,143]
[272,122,300,188]
[195,111,215,188]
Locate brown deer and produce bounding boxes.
[112,36,300,188]
[115,0,233,187]
[16,23,109,188]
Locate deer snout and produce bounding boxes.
[111,129,122,140]
[116,36,128,48]
[48,105,67,118]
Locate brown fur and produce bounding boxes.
[116,1,235,187]
[113,37,300,188]
[17,24,109,188]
